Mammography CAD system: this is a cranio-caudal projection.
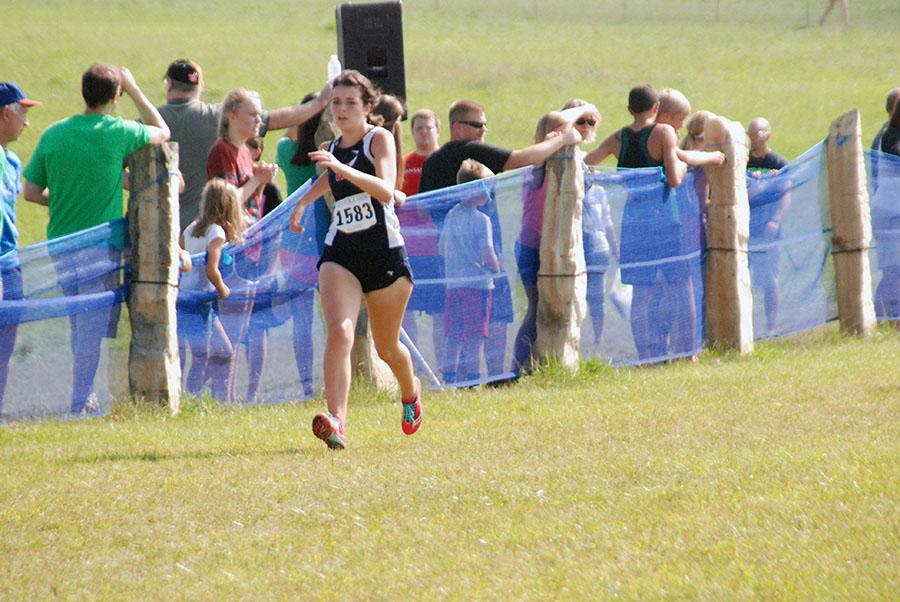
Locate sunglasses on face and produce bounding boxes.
[456,119,487,130]
[575,118,597,127]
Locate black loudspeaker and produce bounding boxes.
[336,1,407,105]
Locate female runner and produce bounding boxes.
[289,71,421,449]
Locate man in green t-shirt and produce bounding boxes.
[24,64,169,238]
[23,63,169,413]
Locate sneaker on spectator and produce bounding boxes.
[312,411,346,450]
[83,393,100,414]
[73,393,100,416]
[401,377,422,436]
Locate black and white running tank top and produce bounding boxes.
[324,126,404,250]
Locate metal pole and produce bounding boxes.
[400,327,443,390]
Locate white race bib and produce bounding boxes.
[332,192,377,234]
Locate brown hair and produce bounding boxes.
[333,69,379,109]
[193,178,245,244]
[291,91,325,167]
[82,63,121,108]
[628,84,658,114]
[890,95,900,129]
[885,87,900,113]
[533,111,569,144]
[410,108,440,131]
[449,100,485,125]
[218,88,261,138]
[456,159,493,185]
[370,93,405,189]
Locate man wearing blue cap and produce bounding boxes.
[0,82,41,411]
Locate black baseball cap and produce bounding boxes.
[164,59,203,87]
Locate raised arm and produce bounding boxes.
[504,128,582,170]
[584,130,621,166]
[676,148,726,168]
[235,164,277,204]
[265,79,333,131]
[311,128,396,203]
[119,67,169,144]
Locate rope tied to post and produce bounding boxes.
[128,169,180,199]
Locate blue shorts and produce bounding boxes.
[177,294,218,342]
[619,192,691,286]
[585,251,610,317]
[0,264,24,329]
[406,255,445,314]
[619,224,690,286]
[1,264,23,301]
[515,242,540,286]
[489,272,514,324]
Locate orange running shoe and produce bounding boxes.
[312,411,346,450]
[401,377,423,435]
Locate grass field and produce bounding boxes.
[3,1,899,598]
[4,0,899,245]
[1,327,898,598]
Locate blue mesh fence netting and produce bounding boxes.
[177,178,326,406]
[0,220,129,420]
[747,143,836,338]
[581,167,704,365]
[868,147,900,322]
[400,169,529,386]
[2,142,897,421]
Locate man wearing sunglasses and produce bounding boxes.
[419,100,581,382]
[419,99,581,193]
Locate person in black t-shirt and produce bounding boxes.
[419,99,580,378]
[872,88,900,152]
[747,118,788,174]
[418,99,581,194]
[871,88,900,189]
[872,98,900,326]
[747,117,791,335]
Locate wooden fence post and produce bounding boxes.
[535,145,586,370]
[826,109,876,336]
[704,115,755,352]
[126,142,181,412]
